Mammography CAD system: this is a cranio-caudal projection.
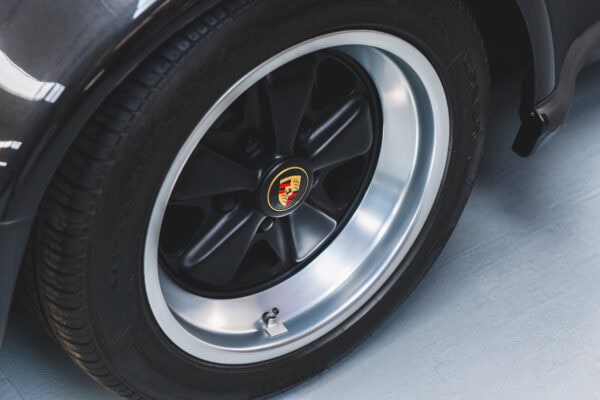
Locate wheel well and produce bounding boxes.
[465,0,533,78]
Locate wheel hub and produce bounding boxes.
[259,161,312,217]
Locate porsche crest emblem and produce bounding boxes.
[265,165,310,214]
[278,175,302,207]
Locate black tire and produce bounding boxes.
[22,0,489,398]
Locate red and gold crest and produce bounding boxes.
[278,175,302,207]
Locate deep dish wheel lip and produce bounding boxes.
[144,30,450,365]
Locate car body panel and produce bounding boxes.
[546,0,600,79]
[0,0,599,343]
[513,0,600,155]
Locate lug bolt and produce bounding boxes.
[259,218,274,232]
[244,139,261,158]
[220,197,236,213]
[311,173,320,189]
[298,118,312,142]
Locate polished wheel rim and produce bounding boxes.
[145,30,450,364]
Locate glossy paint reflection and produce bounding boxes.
[0,50,64,103]
[133,0,159,18]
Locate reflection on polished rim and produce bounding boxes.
[144,30,450,364]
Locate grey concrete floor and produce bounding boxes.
[2,64,600,400]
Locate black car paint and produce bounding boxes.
[0,0,598,343]
[513,0,600,156]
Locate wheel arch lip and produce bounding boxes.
[468,0,600,156]
[512,0,600,156]
[0,0,232,344]
[0,0,234,221]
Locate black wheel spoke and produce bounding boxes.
[305,95,374,171]
[171,146,258,204]
[179,209,265,286]
[263,219,293,262]
[287,204,337,262]
[265,57,316,157]
[160,50,381,297]
[306,183,340,219]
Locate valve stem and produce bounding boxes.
[262,308,288,338]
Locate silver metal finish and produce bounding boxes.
[144,31,450,364]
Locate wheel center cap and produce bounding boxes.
[260,162,312,217]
